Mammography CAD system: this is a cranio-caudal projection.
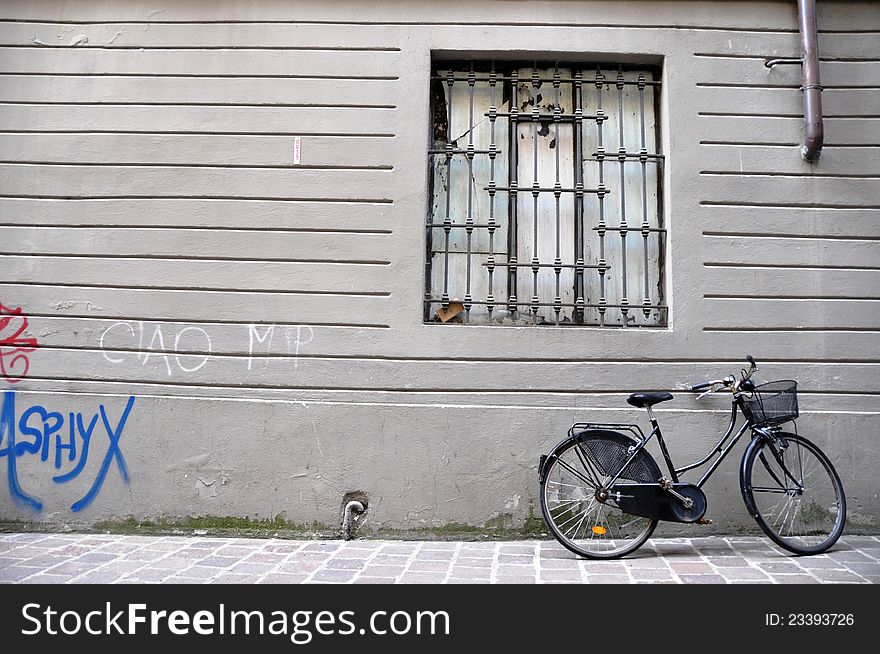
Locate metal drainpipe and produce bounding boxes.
[798,0,823,161]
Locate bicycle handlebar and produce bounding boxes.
[689,356,758,393]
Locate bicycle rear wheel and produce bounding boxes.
[741,432,846,555]
[540,432,660,559]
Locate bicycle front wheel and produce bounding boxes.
[741,432,846,555]
[540,433,660,559]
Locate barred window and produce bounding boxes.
[425,59,666,327]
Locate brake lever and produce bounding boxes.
[696,388,715,400]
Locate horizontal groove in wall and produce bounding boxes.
[0,223,394,235]
[0,280,392,297]
[704,295,880,302]
[0,194,394,203]
[700,201,880,210]
[27,344,880,366]
[695,83,879,91]
[704,262,880,272]
[12,311,391,329]
[704,327,880,333]
[694,53,880,62]
[0,130,396,137]
[0,44,402,52]
[702,231,880,242]
[698,112,880,119]
[0,160,395,171]
[699,171,880,180]
[0,71,399,80]
[699,142,880,148]
[0,252,392,265]
[0,101,398,109]
[0,18,802,32]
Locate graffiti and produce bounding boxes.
[98,321,315,374]
[247,324,314,370]
[0,303,38,383]
[99,321,212,375]
[0,390,134,512]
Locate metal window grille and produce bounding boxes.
[425,60,667,327]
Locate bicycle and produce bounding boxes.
[538,356,846,559]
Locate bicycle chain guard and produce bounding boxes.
[612,482,708,524]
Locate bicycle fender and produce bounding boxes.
[538,429,644,484]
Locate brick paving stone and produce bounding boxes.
[419,542,458,550]
[757,561,803,574]
[794,556,847,569]
[310,569,358,583]
[496,564,534,577]
[631,568,675,580]
[123,568,177,582]
[670,562,714,575]
[450,566,490,579]
[259,574,308,584]
[626,557,669,569]
[264,542,303,554]
[540,569,583,582]
[380,544,419,555]
[809,569,868,583]
[75,552,125,564]
[178,566,222,579]
[408,560,452,572]
[195,556,242,568]
[20,574,74,584]
[707,557,750,568]
[539,558,580,569]
[679,574,727,584]
[230,562,277,575]
[398,572,447,584]
[301,543,341,553]
[354,577,396,584]
[371,554,411,565]
[715,567,771,581]
[279,561,323,575]
[146,557,194,571]
[211,573,260,584]
[43,561,95,576]
[456,550,494,559]
[581,562,626,574]
[167,577,206,584]
[72,570,129,584]
[498,554,533,564]
[96,560,148,574]
[325,557,370,570]
[495,576,537,584]
[416,550,455,561]
[827,550,874,563]
[840,561,880,576]
[122,549,169,562]
[499,545,535,555]
[774,575,820,584]
[461,542,497,550]
[361,565,406,577]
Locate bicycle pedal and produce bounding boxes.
[697,518,713,525]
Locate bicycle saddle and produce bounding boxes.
[627,392,674,408]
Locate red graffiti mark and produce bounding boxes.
[0,303,37,384]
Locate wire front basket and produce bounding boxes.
[742,380,799,427]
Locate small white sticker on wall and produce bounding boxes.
[293,136,302,165]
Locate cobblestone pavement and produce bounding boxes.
[0,533,877,584]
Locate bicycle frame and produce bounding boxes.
[593,395,753,490]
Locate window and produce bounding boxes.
[425,59,666,327]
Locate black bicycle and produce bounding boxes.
[538,356,846,559]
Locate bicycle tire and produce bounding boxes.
[540,431,661,559]
[741,432,846,555]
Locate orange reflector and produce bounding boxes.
[592,526,607,535]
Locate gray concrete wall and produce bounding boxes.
[0,0,877,533]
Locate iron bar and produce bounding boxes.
[507,69,519,315]
[616,67,630,325]
[638,73,652,319]
[464,63,475,321]
[595,68,607,326]
[432,74,661,85]
[531,65,540,323]
[487,63,498,317]
[572,69,585,324]
[441,69,454,311]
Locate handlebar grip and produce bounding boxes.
[690,381,713,391]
